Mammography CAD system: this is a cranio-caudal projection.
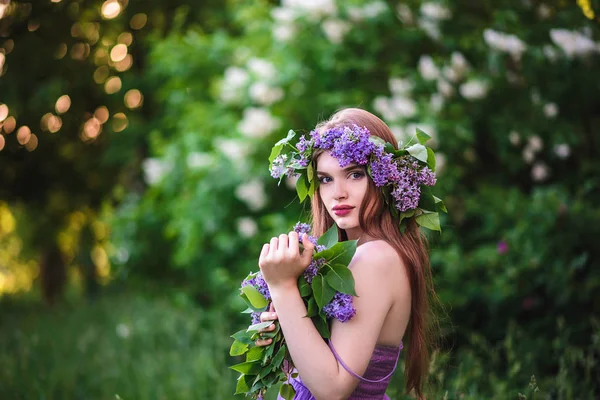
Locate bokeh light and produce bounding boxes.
[114,54,132,72]
[110,43,127,62]
[130,13,147,30]
[83,117,102,139]
[93,65,110,84]
[70,42,89,60]
[101,0,121,19]
[104,76,122,94]
[55,43,67,59]
[27,20,40,32]
[3,39,14,54]
[117,32,133,46]
[94,106,109,123]
[94,48,108,65]
[16,126,31,145]
[25,133,38,151]
[0,104,8,122]
[0,135,5,151]
[0,52,5,72]
[112,112,128,132]
[55,95,71,114]
[42,113,62,133]
[124,89,143,109]
[3,116,15,133]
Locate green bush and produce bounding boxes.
[107,0,600,397]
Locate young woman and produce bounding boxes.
[257,108,437,400]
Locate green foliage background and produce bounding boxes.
[1,0,599,399]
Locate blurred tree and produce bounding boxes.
[0,0,227,301]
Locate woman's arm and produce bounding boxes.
[265,239,403,400]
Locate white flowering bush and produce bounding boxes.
[110,1,600,397]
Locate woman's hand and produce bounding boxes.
[258,231,315,290]
[255,303,278,347]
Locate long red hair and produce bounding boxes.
[309,108,437,399]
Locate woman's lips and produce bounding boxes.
[334,208,353,216]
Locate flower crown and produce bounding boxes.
[269,124,446,232]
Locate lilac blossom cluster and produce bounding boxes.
[391,159,437,212]
[322,292,356,323]
[292,222,327,282]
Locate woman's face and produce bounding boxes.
[316,151,368,240]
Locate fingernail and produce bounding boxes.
[271,313,277,318]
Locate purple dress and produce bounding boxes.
[277,340,403,400]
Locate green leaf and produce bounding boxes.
[384,142,396,154]
[241,307,254,314]
[245,345,265,362]
[296,172,309,202]
[434,196,447,213]
[272,344,287,368]
[230,360,261,374]
[247,321,274,333]
[261,322,280,339]
[307,162,314,183]
[427,148,436,171]
[231,330,254,345]
[311,274,336,310]
[312,315,330,338]
[306,297,318,317]
[418,187,436,212]
[234,374,251,395]
[415,212,441,231]
[324,264,357,296]
[280,383,296,400]
[263,341,276,363]
[230,339,249,356]
[269,130,295,167]
[241,285,268,309]
[399,209,416,224]
[416,128,431,144]
[308,173,317,199]
[298,275,312,297]
[369,136,386,146]
[406,143,428,163]
[268,144,283,169]
[317,224,339,248]
[325,240,358,267]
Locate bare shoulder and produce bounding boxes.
[350,240,403,275]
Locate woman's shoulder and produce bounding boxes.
[351,239,403,273]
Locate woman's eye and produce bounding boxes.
[318,176,332,184]
[350,172,364,179]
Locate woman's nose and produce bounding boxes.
[333,180,348,200]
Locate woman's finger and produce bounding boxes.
[287,231,299,256]
[277,233,288,253]
[255,338,273,347]
[269,237,278,257]
[259,312,278,323]
[259,243,269,265]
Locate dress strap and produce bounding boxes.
[327,340,402,383]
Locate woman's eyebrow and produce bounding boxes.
[316,165,362,175]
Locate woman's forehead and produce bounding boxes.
[316,152,359,172]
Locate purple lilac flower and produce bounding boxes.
[330,125,375,167]
[297,135,313,153]
[293,222,311,235]
[322,292,356,322]
[419,167,436,186]
[250,311,261,325]
[497,241,509,255]
[241,272,271,300]
[270,154,287,179]
[369,146,400,187]
[303,258,325,283]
